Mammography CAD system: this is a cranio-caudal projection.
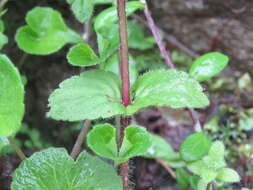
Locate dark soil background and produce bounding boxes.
[0,0,253,189]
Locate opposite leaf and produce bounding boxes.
[48,69,125,121]
[127,70,209,115]
[11,148,122,190]
[119,126,151,163]
[0,55,24,136]
[15,7,82,55]
[189,52,229,82]
[87,124,118,160]
[180,132,211,162]
[87,124,151,163]
[67,43,100,67]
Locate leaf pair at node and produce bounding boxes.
[87,123,151,164]
[47,69,209,121]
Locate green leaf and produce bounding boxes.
[189,52,229,82]
[0,32,8,49]
[180,132,211,162]
[206,141,226,169]
[48,69,125,121]
[187,160,217,183]
[15,7,82,55]
[127,70,209,115]
[11,148,122,190]
[0,55,24,136]
[201,167,217,183]
[94,1,145,31]
[216,168,240,183]
[49,69,209,121]
[143,134,178,160]
[87,123,118,160]
[118,126,151,163]
[187,160,205,176]
[68,0,94,23]
[128,20,155,50]
[67,43,100,67]
[176,168,190,190]
[104,53,138,85]
[87,124,151,163]
[189,176,201,190]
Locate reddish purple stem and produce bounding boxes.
[143,3,175,69]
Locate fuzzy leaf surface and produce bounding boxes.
[15,7,82,55]
[48,70,125,121]
[127,70,209,115]
[189,52,229,81]
[0,55,24,136]
[11,148,122,190]
[67,43,100,67]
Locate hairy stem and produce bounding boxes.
[141,0,201,130]
[70,120,91,159]
[117,0,131,189]
[7,136,26,160]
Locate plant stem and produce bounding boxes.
[118,116,130,190]
[70,120,91,159]
[117,0,130,107]
[83,21,90,43]
[131,14,199,58]
[140,0,174,69]
[7,136,26,160]
[188,108,202,132]
[141,0,202,131]
[117,0,131,189]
